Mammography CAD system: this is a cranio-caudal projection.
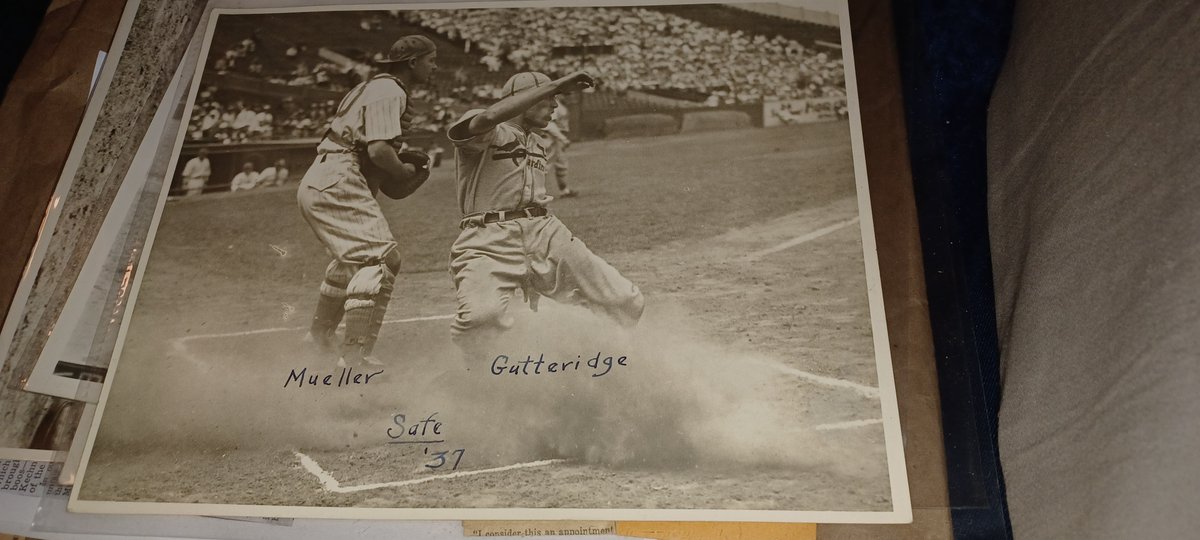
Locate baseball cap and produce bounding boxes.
[374,35,436,64]
[501,72,552,97]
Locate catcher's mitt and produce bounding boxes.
[374,150,432,199]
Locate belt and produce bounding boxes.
[317,149,356,164]
[459,206,549,229]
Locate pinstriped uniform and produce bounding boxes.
[298,74,408,306]
[447,111,643,346]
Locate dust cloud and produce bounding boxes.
[92,300,837,473]
[424,301,839,473]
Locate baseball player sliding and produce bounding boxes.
[447,71,645,358]
[298,35,438,367]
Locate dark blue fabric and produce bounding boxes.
[892,2,1013,538]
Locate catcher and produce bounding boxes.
[297,35,437,367]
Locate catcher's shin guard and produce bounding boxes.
[341,307,372,363]
[308,293,345,353]
[361,279,393,355]
[340,255,400,363]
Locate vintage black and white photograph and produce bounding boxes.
[71,0,909,522]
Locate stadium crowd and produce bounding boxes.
[405,7,845,103]
[186,88,342,143]
[211,40,361,92]
[187,6,847,143]
[185,85,468,143]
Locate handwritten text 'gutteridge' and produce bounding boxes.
[490,352,629,377]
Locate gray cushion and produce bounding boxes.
[988,2,1200,538]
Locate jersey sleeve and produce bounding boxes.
[447,109,497,151]
[362,80,408,143]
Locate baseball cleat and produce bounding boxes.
[559,188,578,198]
[337,354,384,368]
[304,330,340,355]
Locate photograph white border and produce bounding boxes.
[69,0,911,524]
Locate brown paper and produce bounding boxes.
[818,1,951,538]
[0,0,126,450]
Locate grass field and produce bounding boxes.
[77,121,898,517]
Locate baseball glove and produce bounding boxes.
[377,150,432,199]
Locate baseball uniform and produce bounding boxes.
[260,164,289,187]
[297,72,409,361]
[231,169,259,191]
[181,155,211,196]
[447,108,643,355]
[544,102,572,195]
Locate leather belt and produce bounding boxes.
[460,206,549,229]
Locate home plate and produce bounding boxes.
[295,451,565,494]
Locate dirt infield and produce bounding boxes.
[79,121,895,514]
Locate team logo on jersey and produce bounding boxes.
[490,140,546,166]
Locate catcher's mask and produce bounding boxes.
[374,35,436,64]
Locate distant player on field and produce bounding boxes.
[446,71,644,359]
[298,35,438,367]
[181,148,211,196]
[230,162,259,192]
[259,158,290,187]
[542,100,575,197]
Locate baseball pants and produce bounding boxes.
[449,215,643,348]
[546,139,569,190]
[297,153,401,354]
[183,177,206,196]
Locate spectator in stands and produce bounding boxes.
[200,106,220,135]
[290,61,312,84]
[481,54,503,72]
[314,64,332,87]
[259,159,290,187]
[181,148,211,196]
[232,101,259,142]
[223,48,240,70]
[360,14,383,32]
[255,105,274,138]
[230,162,260,192]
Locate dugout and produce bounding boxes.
[172,132,447,195]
